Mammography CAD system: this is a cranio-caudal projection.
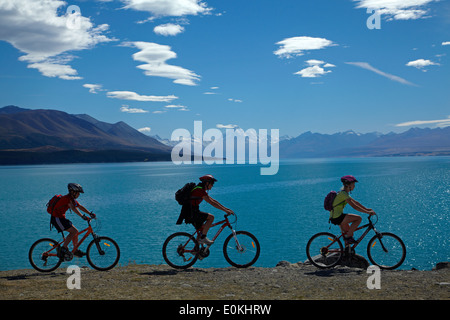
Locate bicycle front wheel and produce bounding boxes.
[223,231,260,268]
[86,236,120,271]
[306,232,344,269]
[163,232,199,269]
[367,232,406,270]
[29,238,62,272]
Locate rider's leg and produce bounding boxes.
[197,214,214,245]
[63,226,79,250]
[201,214,214,236]
[339,223,349,235]
[341,214,362,237]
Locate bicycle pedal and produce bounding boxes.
[199,247,210,259]
[64,252,74,261]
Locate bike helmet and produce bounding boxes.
[68,183,84,193]
[341,175,358,185]
[199,175,217,183]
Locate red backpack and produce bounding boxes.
[46,194,62,215]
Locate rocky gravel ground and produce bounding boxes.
[1,262,449,300]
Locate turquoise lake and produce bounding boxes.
[0,157,449,271]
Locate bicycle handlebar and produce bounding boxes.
[368,212,378,224]
[224,212,236,218]
[82,211,96,222]
[224,212,237,225]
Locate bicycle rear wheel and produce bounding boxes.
[223,231,260,268]
[367,232,406,270]
[29,238,62,272]
[86,236,120,271]
[306,232,344,269]
[163,232,199,269]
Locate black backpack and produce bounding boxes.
[175,182,197,205]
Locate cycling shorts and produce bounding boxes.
[51,216,73,233]
[190,206,209,230]
[330,213,346,226]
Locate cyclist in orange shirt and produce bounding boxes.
[51,183,95,258]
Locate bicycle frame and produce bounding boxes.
[194,214,233,242]
[327,216,383,252]
[179,214,235,258]
[45,221,98,258]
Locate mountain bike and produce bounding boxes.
[29,217,120,272]
[163,213,260,269]
[306,214,406,270]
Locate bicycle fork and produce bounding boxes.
[92,233,105,256]
[197,229,243,260]
[373,230,389,253]
[231,230,244,252]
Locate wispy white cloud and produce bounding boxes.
[83,83,104,93]
[353,0,436,20]
[228,98,242,103]
[164,104,189,111]
[217,124,239,129]
[154,23,185,36]
[123,41,200,86]
[0,0,114,80]
[395,116,450,127]
[346,62,416,86]
[138,127,152,133]
[27,60,82,80]
[443,41,450,46]
[274,36,336,59]
[306,59,325,66]
[204,86,219,94]
[121,0,212,18]
[120,105,149,113]
[295,66,331,78]
[295,59,335,78]
[107,90,178,102]
[406,58,439,71]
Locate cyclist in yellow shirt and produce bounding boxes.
[330,175,375,244]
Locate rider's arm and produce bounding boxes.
[346,198,375,215]
[69,202,93,219]
[203,195,234,215]
[68,201,85,218]
[78,204,93,215]
[80,205,96,218]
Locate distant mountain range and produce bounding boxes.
[278,128,450,158]
[153,127,450,158]
[0,105,171,164]
[1,105,449,165]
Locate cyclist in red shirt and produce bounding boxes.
[51,183,95,258]
[189,175,234,245]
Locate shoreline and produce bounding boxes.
[1,262,448,300]
[1,154,450,167]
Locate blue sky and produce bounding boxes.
[1,0,449,138]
